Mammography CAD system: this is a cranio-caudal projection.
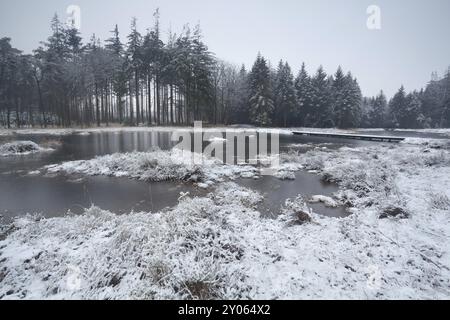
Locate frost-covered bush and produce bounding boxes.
[279,196,313,226]
[0,141,49,156]
[295,147,399,208]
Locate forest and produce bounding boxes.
[1,11,449,129]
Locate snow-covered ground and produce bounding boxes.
[0,141,53,157]
[0,133,449,300]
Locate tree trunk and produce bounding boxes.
[156,75,161,125]
[15,96,20,128]
[170,84,174,125]
[147,76,152,125]
[129,81,134,125]
[135,70,140,125]
[95,83,100,127]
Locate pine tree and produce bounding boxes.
[248,54,274,127]
[331,66,346,128]
[441,95,450,127]
[369,91,387,128]
[404,92,422,128]
[421,75,446,126]
[106,25,127,124]
[106,25,124,55]
[345,74,362,128]
[191,24,215,122]
[308,66,332,127]
[127,17,142,125]
[274,61,296,127]
[47,14,68,59]
[389,86,408,128]
[332,68,362,129]
[294,63,312,126]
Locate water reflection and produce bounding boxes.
[0,130,362,221]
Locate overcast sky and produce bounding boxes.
[1,0,449,97]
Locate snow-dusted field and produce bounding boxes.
[0,130,449,300]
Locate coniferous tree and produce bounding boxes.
[127,17,142,125]
[404,91,423,128]
[343,73,362,128]
[308,66,332,127]
[441,95,450,127]
[1,12,449,130]
[369,91,387,128]
[331,66,346,128]
[106,25,127,124]
[294,63,312,126]
[248,54,274,126]
[274,61,296,127]
[421,74,446,126]
[389,86,408,128]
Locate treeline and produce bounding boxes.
[361,72,450,128]
[0,11,449,129]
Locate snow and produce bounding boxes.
[1,133,450,300]
[0,141,53,157]
[43,148,259,186]
[0,126,293,137]
[402,137,450,148]
[1,126,450,139]
[309,195,339,208]
[0,128,76,137]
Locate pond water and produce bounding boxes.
[0,129,399,222]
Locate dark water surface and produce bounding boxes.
[0,129,384,221]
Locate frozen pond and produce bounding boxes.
[0,129,415,221]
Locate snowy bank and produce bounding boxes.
[1,176,449,299]
[0,141,53,157]
[0,126,293,137]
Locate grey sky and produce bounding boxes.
[1,0,449,98]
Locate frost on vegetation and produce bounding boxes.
[402,137,450,149]
[288,143,450,213]
[44,148,258,186]
[1,178,450,299]
[2,138,450,300]
[279,196,313,226]
[308,195,339,208]
[427,192,450,211]
[0,141,53,157]
[0,183,262,300]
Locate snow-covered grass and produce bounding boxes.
[308,195,339,208]
[0,141,53,157]
[402,137,450,148]
[1,138,450,300]
[43,148,258,188]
